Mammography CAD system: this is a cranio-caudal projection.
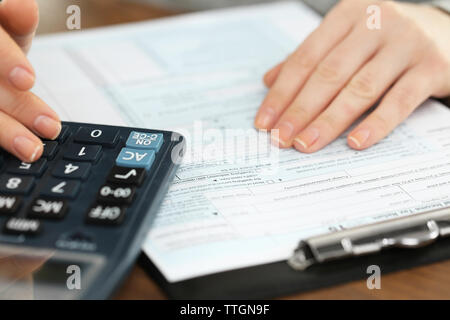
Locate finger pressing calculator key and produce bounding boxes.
[0,121,185,300]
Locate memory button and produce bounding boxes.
[0,195,22,215]
[3,217,41,236]
[28,198,68,220]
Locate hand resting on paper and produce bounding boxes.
[0,0,61,163]
[254,0,450,153]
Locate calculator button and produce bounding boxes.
[98,184,135,204]
[0,195,22,215]
[3,217,41,236]
[64,144,102,162]
[6,159,47,176]
[126,131,164,152]
[28,198,68,220]
[74,127,119,147]
[55,125,69,142]
[86,204,126,225]
[107,167,146,185]
[52,161,91,180]
[0,175,34,195]
[42,141,58,159]
[116,148,155,170]
[42,178,80,199]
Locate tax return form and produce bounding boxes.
[30,1,450,282]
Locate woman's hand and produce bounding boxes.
[0,0,61,162]
[254,0,450,153]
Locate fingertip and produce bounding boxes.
[347,136,362,150]
[293,137,308,151]
[263,71,274,88]
[263,67,281,88]
[0,0,39,36]
[33,115,62,140]
[9,66,35,91]
[347,129,371,150]
[270,130,291,149]
[12,135,43,163]
[29,141,43,162]
[254,107,276,130]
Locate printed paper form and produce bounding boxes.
[29,2,450,282]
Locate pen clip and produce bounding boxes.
[288,217,448,271]
[348,220,440,255]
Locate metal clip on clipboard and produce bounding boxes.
[288,207,450,271]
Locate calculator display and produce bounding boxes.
[0,246,104,299]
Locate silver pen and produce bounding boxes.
[288,206,450,271]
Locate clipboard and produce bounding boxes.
[138,205,450,299]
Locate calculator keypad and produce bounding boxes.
[42,141,58,159]
[0,195,22,215]
[97,184,136,204]
[64,144,102,162]
[4,217,41,235]
[6,159,47,176]
[74,127,119,147]
[54,125,69,142]
[116,148,155,170]
[28,198,68,220]
[0,175,35,194]
[125,131,164,152]
[86,204,125,225]
[0,125,171,238]
[42,178,81,199]
[107,167,146,185]
[52,161,91,180]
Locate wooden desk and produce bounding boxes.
[35,0,450,300]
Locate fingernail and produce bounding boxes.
[34,115,61,139]
[13,136,42,162]
[255,108,275,129]
[271,121,294,147]
[294,127,320,150]
[348,129,370,148]
[9,67,35,91]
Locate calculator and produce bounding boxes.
[0,122,185,299]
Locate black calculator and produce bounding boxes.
[0,122,185,299]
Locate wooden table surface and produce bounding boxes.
[34,0,450,300]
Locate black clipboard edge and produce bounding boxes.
[138,236,450,299]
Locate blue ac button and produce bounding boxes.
[116,148,155,170]
[126,131,164,152]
